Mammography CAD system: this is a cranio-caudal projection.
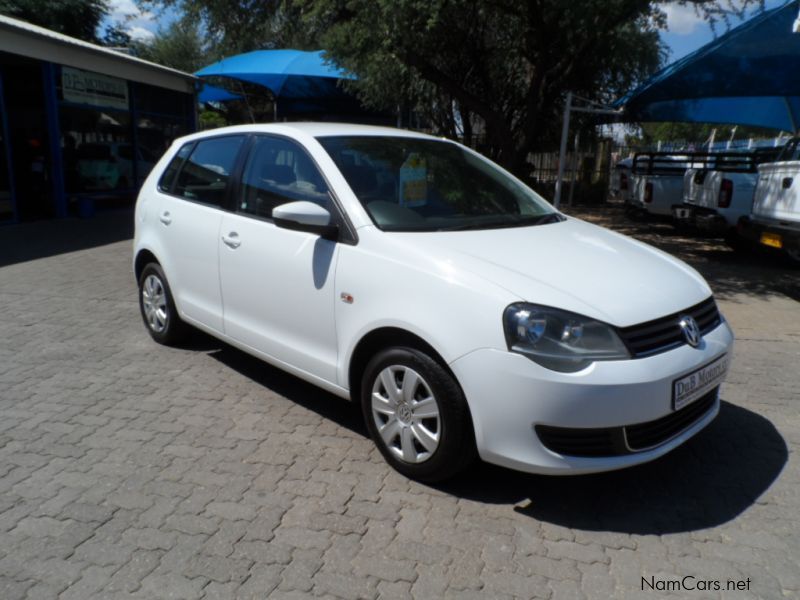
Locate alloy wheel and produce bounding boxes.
[370,365,441,463]
[141,274,168,333]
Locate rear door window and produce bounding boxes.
[173,136,246,207]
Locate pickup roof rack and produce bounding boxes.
[632,148,784,176]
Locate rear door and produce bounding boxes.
[219,134,341,383]
[156,134,246,333]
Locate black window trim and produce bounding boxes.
[157,133,248,212]
[231,132,358,245]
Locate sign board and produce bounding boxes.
[62,67,129,111]
[399,153,428,207]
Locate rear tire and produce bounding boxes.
[138,263,189,345]
[361,347,476,482]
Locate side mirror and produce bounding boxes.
[273,201,339,240]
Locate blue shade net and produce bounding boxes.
[616,1,800,131]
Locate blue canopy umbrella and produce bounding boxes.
[195,49,357,117]
[616,1,800,132]
[198,83,242,103]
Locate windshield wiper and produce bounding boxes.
[437,212,564,231]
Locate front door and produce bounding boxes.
[219,135,340,383]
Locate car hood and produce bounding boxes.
[389,217,711,327]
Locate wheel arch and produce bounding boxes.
[134,248,160,282]
[347,326,460,405]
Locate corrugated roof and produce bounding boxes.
[0,13,196,82]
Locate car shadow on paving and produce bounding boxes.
[439,400,787,535]
[178,330,787,536]
[178,329,368,437]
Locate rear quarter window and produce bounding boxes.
[158,142,194,193]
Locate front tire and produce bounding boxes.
[361,347,476,482]
[138,263,188,345]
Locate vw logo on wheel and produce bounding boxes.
[679,315,701,348]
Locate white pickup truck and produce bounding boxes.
[738,138,800,264]
[629,153,694,219]
[673,148,782,245]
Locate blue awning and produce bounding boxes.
[198,83,242,103]
[195,49,354,100]
[616,1,800,131]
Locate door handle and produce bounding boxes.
[159,211,172,225]
[221,232,241,249]
[782,177,793,189]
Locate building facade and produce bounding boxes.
[0,15,197,224]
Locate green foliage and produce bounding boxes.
[139,0,311,56]
[102,23,133,47]
[133,19,210,72]
[0,0,108,42]
[199,109,228,129]
[294,0,665,174]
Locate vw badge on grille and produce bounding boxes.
[679,315,701,348]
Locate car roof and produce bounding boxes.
[175,122,446,145]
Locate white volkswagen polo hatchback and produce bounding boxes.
[133,123,734,481]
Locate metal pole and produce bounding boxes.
[568,130,580,207]
[553,91,572,208]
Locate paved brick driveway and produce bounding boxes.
[0,206,797,599]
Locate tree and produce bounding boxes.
[293,0,663,175]
[0,0,108,42]
[133,19,210,73]
[138,0,312,56]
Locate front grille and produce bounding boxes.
[617,297,721,358]
[535,387,718,458]
[534,424,622,457]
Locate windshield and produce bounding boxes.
[317,135,560,231]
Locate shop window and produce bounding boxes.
[60,106,133,193]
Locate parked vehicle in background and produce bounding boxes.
[609,157,632,203]
[738,138,800,264]
[133,123,733,481]
[673,148,782,247]
[629,153,695,219]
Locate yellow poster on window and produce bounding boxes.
[399,153,427,207]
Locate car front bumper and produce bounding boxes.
[449,319,734,475]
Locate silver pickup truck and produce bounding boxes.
[738,138,800,264]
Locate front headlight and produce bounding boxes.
[503,303,630,372]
